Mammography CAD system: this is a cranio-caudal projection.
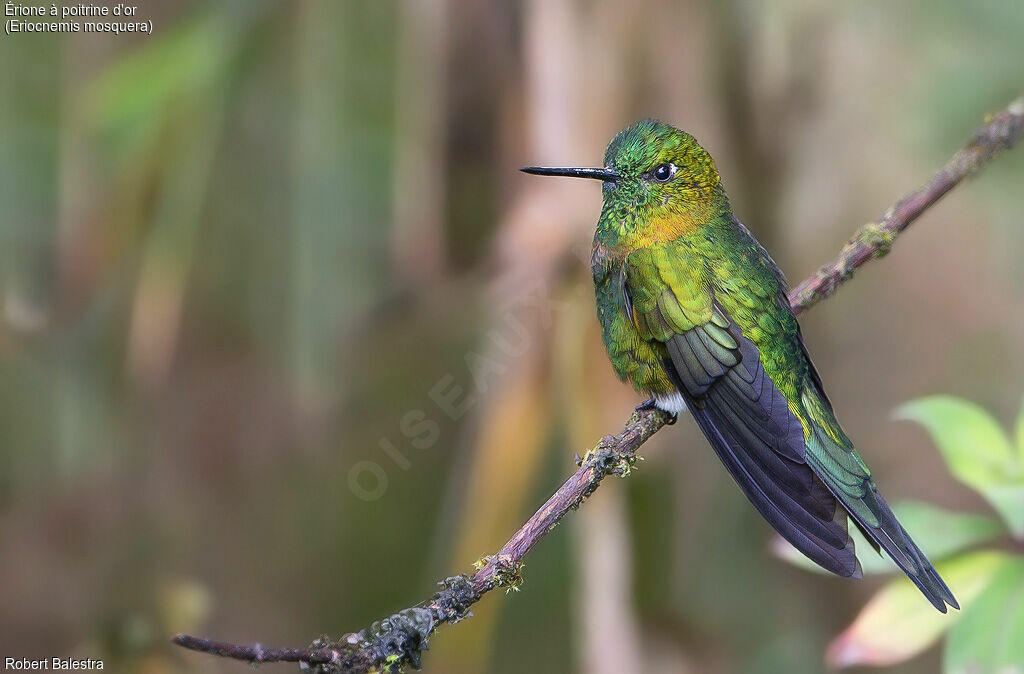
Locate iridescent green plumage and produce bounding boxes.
[524,120,958,612]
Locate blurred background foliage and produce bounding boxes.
[778,396,1024,673]
[1,2,1022,673]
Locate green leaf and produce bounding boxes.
[772,501,1005,575]
[945,558,1024,674]
[979,485,1024,542]
[1016,399,1024,459]
[827,551,1008,668]
[897,396,1024,537]
[896,396,1014,483]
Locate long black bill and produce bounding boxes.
[520,166,620,182]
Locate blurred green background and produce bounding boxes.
[1,1,1023,673]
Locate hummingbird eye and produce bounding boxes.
[652,163,675,183]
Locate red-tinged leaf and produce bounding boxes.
[827,551,1009,668]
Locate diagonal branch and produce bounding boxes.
[788,95,1024,314]
[173,94,1024,673]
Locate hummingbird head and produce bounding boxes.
[522,120,727,247]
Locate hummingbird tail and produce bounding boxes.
[804,420,959,613]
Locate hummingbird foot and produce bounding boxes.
[635,397,658,412]
[635,397,679,425]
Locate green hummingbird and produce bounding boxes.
[522,120,958,612]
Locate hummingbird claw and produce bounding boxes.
[635,397,658,412]
[636,397,678,424]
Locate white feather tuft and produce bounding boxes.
[654,392,687,415]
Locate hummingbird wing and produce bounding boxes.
[624,249,860,578]
[624,242,957,611]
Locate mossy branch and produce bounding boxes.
[173,94,1024,673]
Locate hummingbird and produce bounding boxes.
[522,120,958,612]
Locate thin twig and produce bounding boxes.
[173,95,1024,673]
[171,635,344,665]
[788,95,1024,313]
